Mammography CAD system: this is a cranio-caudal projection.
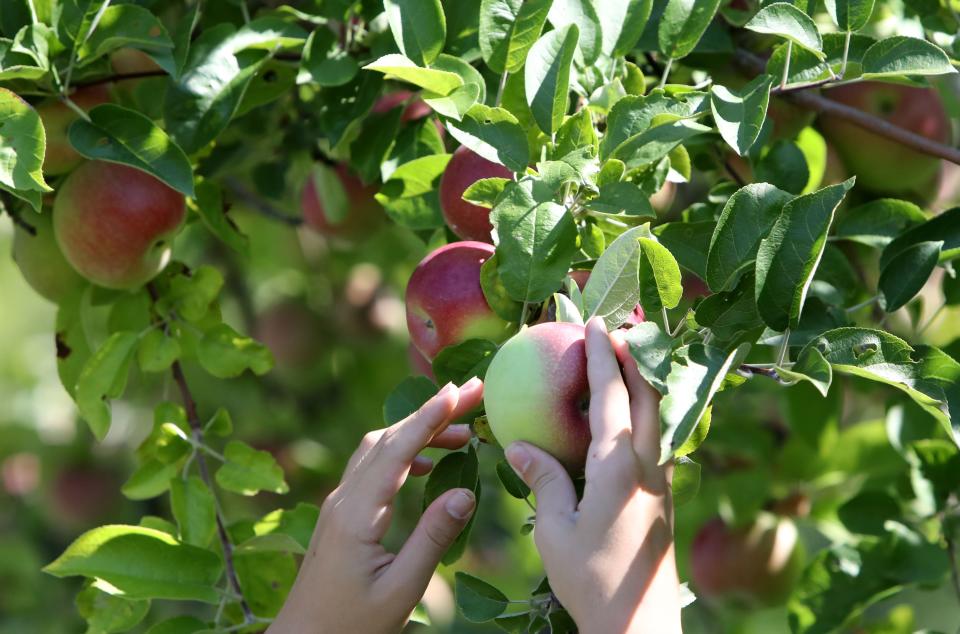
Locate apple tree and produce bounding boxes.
[1,0,960,631]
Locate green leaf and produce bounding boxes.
[423,445,480,564]
[547,0,602,65]
[216,440,289,496]
[384,376,437,425]
[377,153,450,230]
[432,339,498,385]
[755,179,854,332]
[299,28,358,87]
[170,476,217,548]
[463,177,510,208]
[197,324,273,378]
[660,343,749,463]
[583,225,645,328]
[695,275,765,344]
[878,240,942,312]
[710,75,773,156]
[658,0,722,59]
[638,236,683,310]
[496,460,531,499]
[363,54,463,95]
[824,0,876,32]
[654,220,714,279]
[745,2,824,58]
[880,207,960,269]
[76,331,140,441]
[479,0,553,74]
[834,198,927,249]
[861,36,957,79]
[447,105,529,172]
[44,525,223,603]
[524,24,579,136]
[422,53,486,120]
[776,345,833,396]
[766,32,875,86]
[76,584,150,634]
[136,329,180,373]
[77,5,173,65]
[706,182,793,292]
[611,118,710,169]
[0,87,50,200]
[122,460,180,501]
[755,139,810,195]
[455,572,509,622]
[491,179,579,303]
[604,0,654,57]
[384,0,447,66]
[146,616,208,634]
[671,456,701,506]
[599,91,705,160]
[193,180,249,255]
[252,503,321,552]
[622,322,675,394]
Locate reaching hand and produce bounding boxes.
[505,317,682,634]
[270,379,483,634]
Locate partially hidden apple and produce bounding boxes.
[53,161,186,289]
[440,146,513,243]
[690,513,805,607]
[484,322,592,472]
[13,211,84,303]
[301,163,383,239]
[372,90,433,122]
[819,82,949,196]
[568,270,645,326]
[405,241,510,360]
[36,85,111,175]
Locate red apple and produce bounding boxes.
[439,146,513,243]
[372,90,433,122]
[568,270,645,326]
[255,300,323,371]
[650,180,677,215]
[36,85,111,175]
[301,163,384,239]
[110,48,162,75]
[819,82,950,195]
[12,211,84,303]
[405,241,510,360]
[49,465,122,529]
[408,342,435,379]
[691,514,805,607]
[53,161,185,289]
[484,322,591,472]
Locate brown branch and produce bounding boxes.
[225,178,303,227]
[734,49,960,167]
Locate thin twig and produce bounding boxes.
[74,69,169,88]
[225,178,303,226]
[722,157,747,187]
[845,295,879,313]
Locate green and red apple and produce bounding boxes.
[301,163,384,239]
[37,85,111,175]
[405,241,510,360]
[440,146,513,243]
[12,211,84,303]
[53,161,185,289]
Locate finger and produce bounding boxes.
[449,377,483,420]
[610,330,661,468]
[505,442,577,525]
[410,455,434,477]
[585,318,633,463]
[377,488,476,604]
[343,428,386,479]
[427,424,472,450]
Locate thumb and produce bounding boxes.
[379,488,475,600]
[505,442,577,522]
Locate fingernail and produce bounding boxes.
[505,443,532,475]
[445,490,476,519]
[461,376,482,390]
[437,382,456,396]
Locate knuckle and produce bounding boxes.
[529,467,558,494]
[423,520,456,550]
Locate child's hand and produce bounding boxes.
[505,318,682,634]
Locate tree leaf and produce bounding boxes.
[695,274,765,344]
[77,5,173,65]
[710,75,773,156]
[654,220,714,280]
[76,584,149,634]
[605,0,654,57]
[880,207,960,269]
[583,225,645,327]
[611,118,710,169]
[363,54,463,95]
[432,339,498,385]
[671,456,701,506]
[479,0,553,74]
[638,236,683,310]
[496,460,531,499]
[547,0,602,65]
[824,0,876,32]
[215,440,289,496]
[621,321,675,393]
[193,180,249,255]
[384,0,447,66]
[706,183,793,292]
[423,445,480,564]
[878,240,942,312]
[755,139,809,195]
[861,36,957,79]
[69,104,194,197]
[776,345,833,396]
[0,87,50,200]
[744,2,824,58]
[299,27,358,87]
[446,104,529,172]
[834,198,927,249]
[658,0,722,60]
[422,53,485,120]
[755,179,854,332]
[76,331,140,441]
[384,376,437,425]
[524,24,579,136]
[455,572,509,622]
[43,525,223,603]
[169,476,217,548]
[197,324,273,378]
[554,292,585,324]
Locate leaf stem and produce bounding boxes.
[776,328,791,366]
[779,41,792,90]
[519,302,530,329]
[59,96,92,122]
[845,295,878,313]
[661,307,671,335]
[839,30,852,78]
[495,70,509,107]
[917,302,946,336]
[64,0,113,94]
[659,57,673,89]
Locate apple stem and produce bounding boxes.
[659,57,673,89]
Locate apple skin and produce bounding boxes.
[484,322,591,472]
[372,90,433,122]
[301,163,383,239]
[53,161,186,289]
[440,146,513,243]
[819,82,949,195]
[13,211,85,303]
[255,300,323,371]
[36,85,111,175]
[691,514,805,607]
[110,48,162,75]
[405,241,510,360]
[569,270,645,326]
[408,342,435,379]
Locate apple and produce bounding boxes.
[255,300,324,371]
[690,513,805,607]
[36,85,111,175]
[372,90,433,122]
[49,465,122,529]
[110,48,162,75]
[12,211,84,303]
[650,180,676,215]
[408,342,435,379]
[819,82,950,195]
[439,146,513,243]
[301,163,384,239]
[568,270,645,326]
[53,161,186,289]
[484,322,591,472]
[405,241,510,360]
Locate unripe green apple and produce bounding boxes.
[12,211,84,303]
[301,163,384,239]
[819,82,949,196]
[405,241,510,360]
[484,322,592,472]
[36,86,111,175]
[690,513,805,607]
[439,146,513,243]
[53,161,185,289]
